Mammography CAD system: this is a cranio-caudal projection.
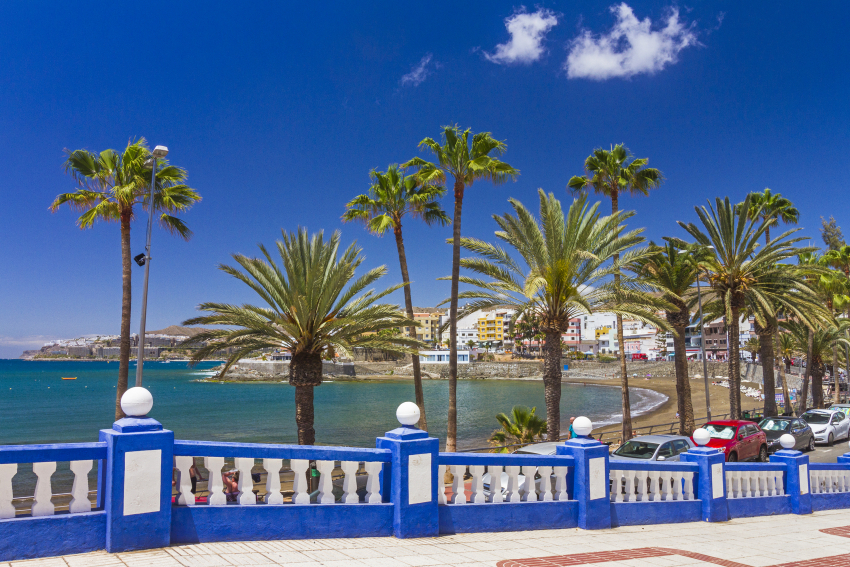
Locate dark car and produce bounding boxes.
[758,416,815,453]
[690,420,769,462]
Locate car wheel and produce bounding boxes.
[829,433,835,447]
[808,437,816,452]
[758,445,768,462]
[727,452,738,462]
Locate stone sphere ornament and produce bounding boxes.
[779,434,796,450]
[573,416,593,437]
[121,387,153,417]
[396,402,421,426]
[693,428,711,447]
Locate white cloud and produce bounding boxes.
[486,9,559,65]
[400,54,435,87]
[565,3,697,80]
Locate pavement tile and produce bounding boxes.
[62,553,124,567]
[10,559,68,567]
[338,548,388,560]
[173,554,232,567]
[259,552,310,565]
[295,551,351,562]
[217,554,270,566]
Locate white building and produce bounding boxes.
[418,349,476,364]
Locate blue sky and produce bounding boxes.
[1,1,848,358]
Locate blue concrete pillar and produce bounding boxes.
[681,447,728,522]
[100,411,174,552]
[770,449,812,515]
[376,420,439,538]
[837,452,850,464]
[557,437,610,529]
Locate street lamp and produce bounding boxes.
[696,245,714,420]
[135,145,169,388]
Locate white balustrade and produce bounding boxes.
[263,459,284,504]
[469,465,486,503]
[609,468,695,502]
[647,470,660,501]
[554,466,569,501]
[438,464,448,505]
[0,464,16,519]
[634,470,648,502]
[450,465,466,504]
[174,456,194,506]
[316,460,335,504]
[204,457,227,506]
[505,466,521,502]
[520,466,537,502]
[488,465,503,503]
[340,461,359,504]
[725,469,785,498]
[31,461,55,517]
[810,468,850,494]
[290,459,311,504]
[365,461,382,503]
[69,460,93,513]
[235,458,256,505]
[683,472,695,500]
[538,466,553,502]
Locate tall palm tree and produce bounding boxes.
[776,331,796,414]
[445,191,667,440]
[630,242,701,435]
[678,196,820,419]
[183,229,422,445]
[489,406,547,452]
[343,164,450,430]
[782,320,850,412]
[51,138,201,420]
[403,126,519,452]
[824,245,850,277]
[568,144,664,440]
[737,188,799,245]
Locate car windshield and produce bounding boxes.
[703,424,736,439]
[759,419,789,432]
[613,441,658,459]
[801,412,830,424]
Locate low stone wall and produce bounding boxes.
[393,361,543,380]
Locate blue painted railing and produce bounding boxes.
[173,440,391,462]
[0,442,107,464]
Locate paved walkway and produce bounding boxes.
[7,509,850,567]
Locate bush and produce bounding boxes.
[598,355,617,363]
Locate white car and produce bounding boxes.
[800,409,850,446]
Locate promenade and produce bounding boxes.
[10,509,850,567]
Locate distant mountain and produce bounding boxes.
[147,325,211,337]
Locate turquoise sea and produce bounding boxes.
[0,360,665,449]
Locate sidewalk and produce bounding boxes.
[7,509,850,567]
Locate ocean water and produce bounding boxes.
[0,359,665,449]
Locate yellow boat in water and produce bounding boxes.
[61,377,77,380]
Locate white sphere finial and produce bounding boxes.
[396,402,420,426]
[121,387,153,417]
[693,428,710,447]
[573,416,593,437]
[779,434,795,450]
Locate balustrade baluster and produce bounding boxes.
[469,465,486,503]
[450,465,467,504]
[538,466,553,502]
[757,471,767,497]
[339,461,359,504]
[520,466,537,502]
[0,464,15,519]
[726,472,735,499]
[290,459,310,504]
[623,470,635,502]
[810,470,820,494]
[365,461,382,503]
[235,458,256,505]
[647,470,660,501]
[658,471,670,501]
[634,470,648,502]
[670,471,683,501]
[31,461,55,516]
[554,466,569,501]
[683,471,694,500]
[316,460,335,504]
[174,456,194,507]
[263,459,284,505]
[765,471,776,496]
[505,466,521,502]
[609,470,617,502]
[488,466,504,503]
[204,457,227,506]
[776,471,785,495]
[68,460,93,513]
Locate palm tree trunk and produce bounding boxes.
[844,337,849,405]
[609,191,632,442]
[116,211,132,421]
[290,351,323,445]
[294,385,315,446]
[799,329,814,413]
[776,334,794,416]
[833,340,839,406]
[446,179,464,452]
[812,362,824,409]
[671,322,694,434]
[727,308,742,419]
[393,225,427,431]
[758,327,777,416]
[543,330,562,441]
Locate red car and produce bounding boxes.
[630,353,648,361]
[690,420,769,462]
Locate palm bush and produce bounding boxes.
[489,406,547,452]
[183,228,422,445]
[782,320,850,410]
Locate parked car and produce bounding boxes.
[690,420,768,462]
[799,409,850,446]
[611,435,695,462]
[757,416,815,453]
[828,403,850,413]
[630,353,648,361]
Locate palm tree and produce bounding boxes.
[824,245,850,277]
[343,164,450,430]
[446,191,667,440]
[404,126,519,452]
[568,144,664,439]
[51,138,201,420]
[776,331,796,414]
[744,337,761,361]
[737,188,799,245]
[631,242,703,434]
[678,196,821,418]
[782,320,850,412]
[183,228,422,445]
[489,406,547,452]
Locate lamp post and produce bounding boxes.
[135,145,169,388]
[695,245,714,420]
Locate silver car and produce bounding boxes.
[611,434,695,462]
[482,442,561,498]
